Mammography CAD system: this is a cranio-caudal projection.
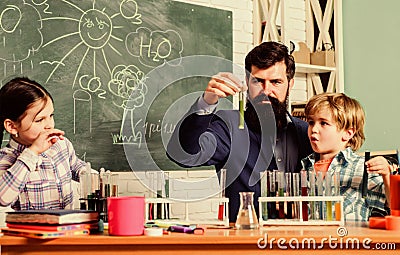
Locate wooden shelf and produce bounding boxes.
[296,63,336,73]
[291,101,307,106]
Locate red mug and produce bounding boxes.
[390,175,400,216]
[107,196,145,236]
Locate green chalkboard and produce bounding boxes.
[0,0,233,171]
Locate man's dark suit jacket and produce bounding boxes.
[167,102,312,222]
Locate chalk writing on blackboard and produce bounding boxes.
[0,0,232,170]
[39,0,145,87]
[125,27,183,68]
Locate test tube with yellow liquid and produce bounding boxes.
[334,172,341,221]
[325,174,333,221]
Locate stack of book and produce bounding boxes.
[1,209,100,239]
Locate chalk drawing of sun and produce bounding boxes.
[39,0,142,89]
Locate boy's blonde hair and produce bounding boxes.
[304,93,365,151]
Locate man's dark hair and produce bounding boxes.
[245,41,295,81]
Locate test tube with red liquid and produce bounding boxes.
[300,170,308,221]
[218,168,227,220]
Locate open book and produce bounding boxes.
[6,210,99,225]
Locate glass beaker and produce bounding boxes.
[235,192,259,229]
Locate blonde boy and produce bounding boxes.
[302,93,391,221]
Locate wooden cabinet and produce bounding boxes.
[253,0,343,113]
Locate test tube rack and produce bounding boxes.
[258,195,345,226]
[145,197,230,227]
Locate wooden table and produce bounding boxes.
[0,223,399,254]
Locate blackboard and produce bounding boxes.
[0,0,233,171]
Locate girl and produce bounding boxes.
[0,77,86,210]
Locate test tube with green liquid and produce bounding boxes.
[285,172,293,219]
[325,174,333,221]
[277,171,285,219]
[268,170,278,219]
[238,91,245,129]
[317,171,324,220]
[260,170,268,220]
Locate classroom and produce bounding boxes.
[0,0,399,254]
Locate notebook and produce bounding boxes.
[1,227,90,239]
[6,222,96,232]
[6,209,99,225]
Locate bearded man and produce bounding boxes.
[167,41,312,222]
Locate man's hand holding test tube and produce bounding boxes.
[203,72,248,129]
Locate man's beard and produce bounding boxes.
[245,93,288,133]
